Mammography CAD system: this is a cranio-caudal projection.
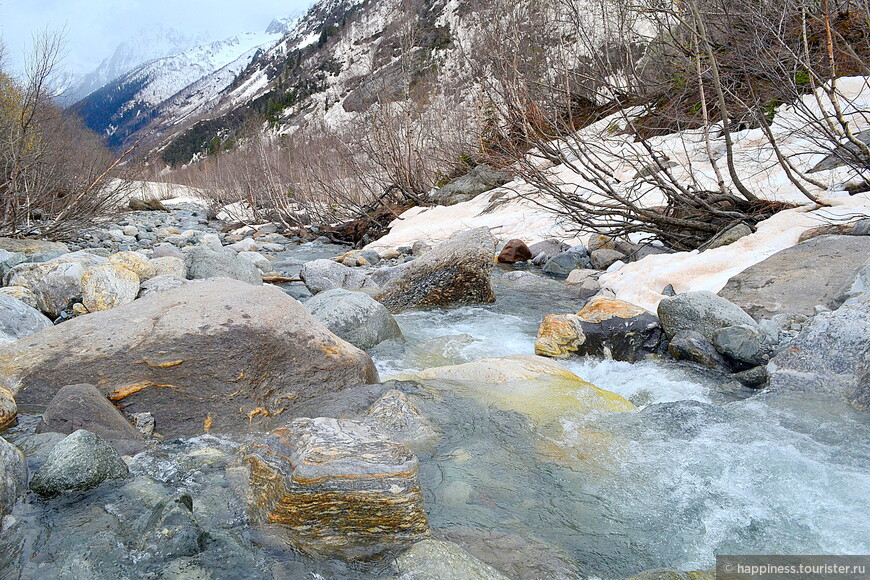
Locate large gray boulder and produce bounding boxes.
[29,429,128,496]
[0,436,27,516]
[37,383,145,455]
[429,165,513,206]
[657,291,757,341]
[304,288,402,350]
[0,294,52,344]
[395,540,511,580]
[768,293,870,409]
[375,227,497,312]
[300,259,374,295]
[5,251,106,318]
[184,246,262,285]
[0,279,379,437]
[243,417,430,560]
[718,235,870,320]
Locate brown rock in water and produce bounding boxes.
[0,279,378,437]
[243,417,430,560]
[534,314,584,358]
[497,239,532,263]
[375,228,496,312]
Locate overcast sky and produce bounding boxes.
[1,0,315,75]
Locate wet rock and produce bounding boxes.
[243,417,430,560]
[658,291,757,341]
[535,314,584,358]
[718,235,870,320]
[29,429,128,496]
[137,495,207,563]
[542,246,592,277]
[768,293,870,409]
[37,383,145,455]
[138,274,189,297]
[0,286,39,309]
[0,238,68,257]
[0,294,52,344]
[430,164,513,206]
[403,334,480,369]
[5,251,106,318]
[304,288,402,351]
[497,239,532,263]
[81,264,140,312]
[150,256,186,277]
[733,366,769,388]
[850,357,870,411]
[0,387,16,430]
[528,239,570,263]
[705,223,753,250]
[395,539,511,580]
[564,269,601,300]
[365,390,439,452]
[573,297,663,362]
[299,258,372,295]
[500,271,564,293]
[711,324,765,365]
[590,248,625,270]
[0,279,378,437]
[375,227,496,312]
[667,330,734,373]
[184,246,262,286]
[0,436,27,516]
[107,251,157,281]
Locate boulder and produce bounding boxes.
[304,288,402,351]
[149,256,186,278]
[768,293,870,409]
[0,387,17,430]
[0,238,68,257]
[667,330,735,373]
[542,246,592,276]
[0,286,39,309]
[107,251,157,281]
[535,314,584,358]
[238,251,272,272]
[364,389,439,453]
[299,259,372,295]
[395,540,511,580]
[81,264,140,312]
[243,417,430,560]
[152,244,184,260]
[0,436,27,516]
[573,297,663,362]
[0,279,379,437]
[5,251,105,317]
[0,294,52,344]
[528,239,570,263]
[658,291,757,341]
[184,246,262,285]
[590,248,625,270]
[564,269,601,300]
[705,223,753,250]
[718,235,870,320]
[375,228,496,312]
[137,274,189,297]
[0,249,26,277]
[29,429,128,496]
[711,324,765,365]
[623,568,713,580]
[732,366,769,388]
[37,384,145,455]
[430,164,513,206]
[497,239,532,263]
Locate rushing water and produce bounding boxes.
[1,248,868,579]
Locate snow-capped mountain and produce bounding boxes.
[73,28,285,148]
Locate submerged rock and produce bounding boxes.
[658,291,757,341]
[243,417,430,560]
[304,288,402,350]
[364,389,439,452]
[0,279,378,437]
[375,227,496,312]
[395,539,511,580]
[0,294,52,344]
[29,429,128,496]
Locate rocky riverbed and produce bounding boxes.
[0,198,867,579]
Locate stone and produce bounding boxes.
[667,330,735,373]
[0,387,16,430]
[658,291,757,341]
[430,164,513,206]
[395,540,511,580]
[623,568,714,580]
[5,251,106,318]
[304,288,403,351]
[122,226,139,237]
[412,241,431,256]
[497,239,532,263]
[238,251,272,273]
[199,233,223,249]
[0,294,52,344]
[0,238,68,257]
[718,235,870,320]
[29,429,128,496]
[184,246,262,285]
[528,239,570,263]
[107,251,157,281]
[564,269,601,300]
[299,259,372,295]
[150,256,186,277]
[590,248,625,270]
[375,228,496,312]
[542,246,592,276]
[852,219,870,236]
[0,279,378,437]
[850,356,870,411]
[768,293,870,409]
[632,244,674,261]
[0,286,39,309]
[360,250,381,265]
[535,314,584,358]
[705,223,753,250]
[711,324,765,365]
[81,264,140,312]
[138,275,188,297]
[662,284,677,297]
[243,417,430,560]
[0,436,27,516]
[37,383,145,455]
[573,297,663,362]
[587,234,617,252]
[364,390,439,452]
[152,244,185,260]
[130,412,155,436]
[0,249,26,277]
[733,366,769,388]
[228,238,257,253]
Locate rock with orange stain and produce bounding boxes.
[0,387,17,431]
[534,314,584,358]
[243,417,430,560]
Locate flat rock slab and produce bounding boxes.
[0,278,378,437]
[243,417,430,560]
[718,235,870,320]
